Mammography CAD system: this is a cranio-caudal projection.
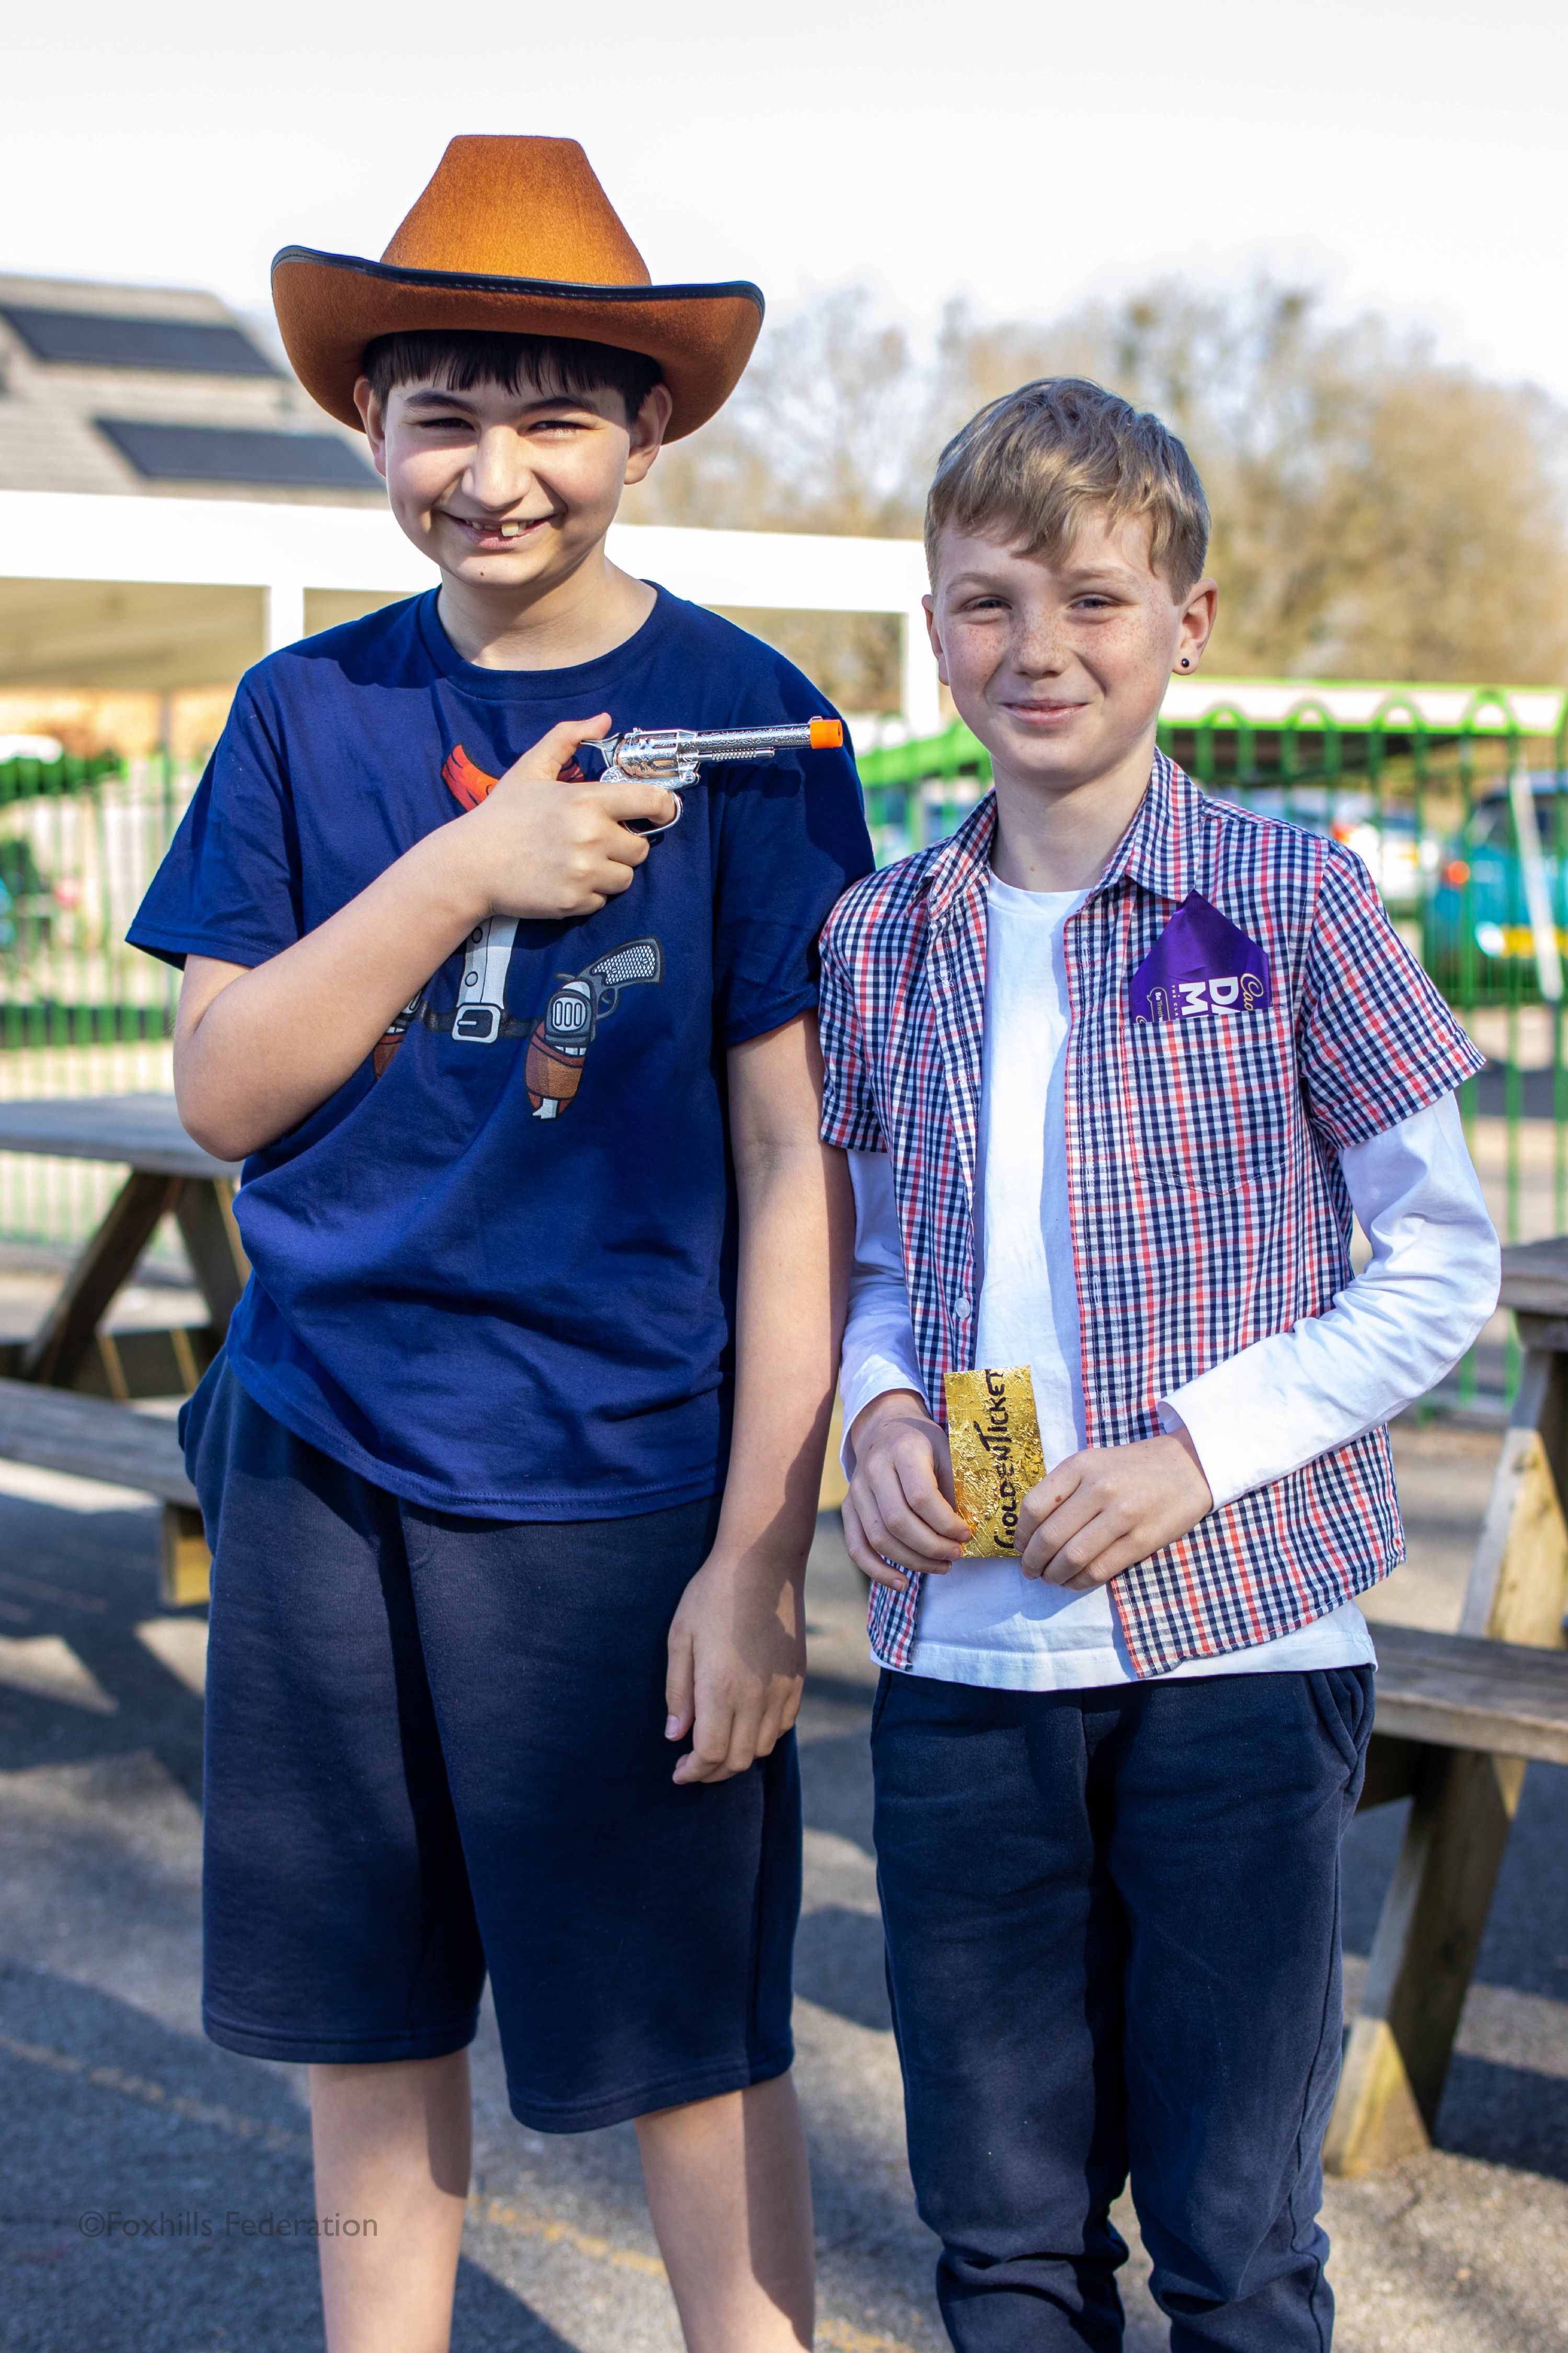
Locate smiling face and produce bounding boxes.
[354,368,672,597]
[925,510,1216,804]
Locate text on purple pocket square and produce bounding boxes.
[1128,892,1271,1022]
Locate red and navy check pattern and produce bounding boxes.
[820,752,1485,1677]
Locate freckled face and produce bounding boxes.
[925,512,1212,795]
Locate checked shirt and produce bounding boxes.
[819,752,1484,1678]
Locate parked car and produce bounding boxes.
[1325,807,1430,915]
[1424,775,1568,995]
[1207,785,1434,913]
[0,839,55,950]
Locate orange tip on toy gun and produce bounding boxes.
[596,718,844,835]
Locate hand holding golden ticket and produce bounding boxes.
[943,1367,1047,1558]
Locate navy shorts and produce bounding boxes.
[185,1361,800,2133]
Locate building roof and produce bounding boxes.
[0,272,382,504]
[0,304,279,376]
[95,417,383,491]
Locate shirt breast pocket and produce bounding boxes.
[1125,1008,1296,1194]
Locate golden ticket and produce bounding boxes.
[943,1366,1047,1559]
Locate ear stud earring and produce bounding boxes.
[1179,656,1193,669]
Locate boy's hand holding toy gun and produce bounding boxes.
[375,712,848,1077]
[592,718,845,833]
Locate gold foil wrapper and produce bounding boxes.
[944,1366,1047,1559]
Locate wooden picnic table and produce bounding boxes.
[0,1092,244,1398]
[0,1372,206,1602]
[1326,1232,1568,2175]
[0,1094,241,1602]
[5,1099,1567,2140]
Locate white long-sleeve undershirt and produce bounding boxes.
[840,874,1500,1690]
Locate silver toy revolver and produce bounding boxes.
[597,717,845,834]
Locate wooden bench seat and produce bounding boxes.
[1369,1619,1568,1767]
[0,1376,208,1605]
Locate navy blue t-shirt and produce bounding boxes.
[130,587,873,1518]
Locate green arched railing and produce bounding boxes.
[854,681,1568,1410]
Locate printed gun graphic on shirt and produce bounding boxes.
[375,717,845,1111]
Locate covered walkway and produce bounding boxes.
[0,492,941,731]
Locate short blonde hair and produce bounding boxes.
[925,377,1210,595]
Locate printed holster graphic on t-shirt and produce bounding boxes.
[371,744,664,1117]
[521,935,665,1118]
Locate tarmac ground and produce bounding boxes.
[2,1414,1567,2352]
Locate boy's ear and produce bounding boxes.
[353,377,390,480]
[1174,576,1219,673]
[623,381,674,488]
[922,592,951,687]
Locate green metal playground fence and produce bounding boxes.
[861,683,1568,1410]
[2,684,1564,1405]
[0,751,193,1259]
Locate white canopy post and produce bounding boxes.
[901,592,942,739]
[264,581,306,653]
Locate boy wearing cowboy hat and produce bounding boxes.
[130,135,871,2352]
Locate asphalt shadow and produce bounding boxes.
[798,1723,876,1860]
[0,1478,623,2350]
[796,1570,889,2036]
[0,1961,573,2352]
[793,1904,891,2035]
[0,1491,204,1802]
[12,1476,1568,2345]
[1436,2053,1568,2180]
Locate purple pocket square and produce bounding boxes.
[1129,892,1271,1023]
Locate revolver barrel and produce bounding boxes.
[597,716,844,836]
[598,718,842,780]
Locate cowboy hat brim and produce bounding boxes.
[271,248,764,441]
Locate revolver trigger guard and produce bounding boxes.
[627,792,684,841]
[599,752,686,839]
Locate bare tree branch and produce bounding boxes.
[623,276,1568,703]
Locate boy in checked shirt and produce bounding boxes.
[819,379,1499,2349]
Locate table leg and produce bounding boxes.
[1325,1746,1526,2175]
[160,1504,211,1608]
[173,1178,249,1338]
[1326,1338,1568,2176]
[1462,1339,1568,1647]
[20,1171,184,1389]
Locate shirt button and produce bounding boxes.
[954,1289,971,1316]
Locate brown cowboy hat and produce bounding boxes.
[271,135,763,442]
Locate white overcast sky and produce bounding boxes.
[5,0,1568,395]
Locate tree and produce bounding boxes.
[624,275,1568,702]
[1009,278,1568,683]
[627,285,924,539]
[623,289,922,709]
